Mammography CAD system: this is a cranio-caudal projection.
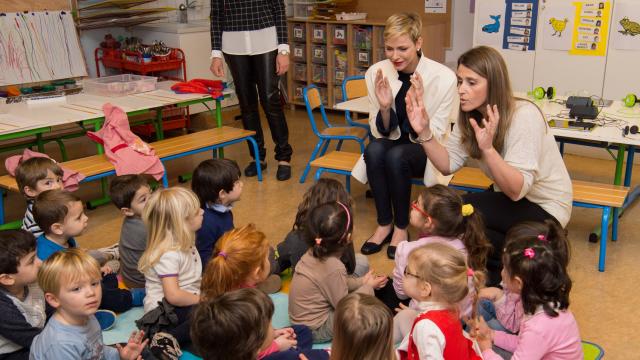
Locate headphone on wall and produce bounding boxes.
[623,94,638,107]
[529,86,556,100]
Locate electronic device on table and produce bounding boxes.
[548,118,596,131]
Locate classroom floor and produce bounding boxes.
[2,106,638,357]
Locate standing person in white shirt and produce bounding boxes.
[358,12,459,260]
[405,46,572,285]
[210,0,293,181]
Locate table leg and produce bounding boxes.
[589,144,626,243]
[216,98,224,158]
[155,108,165,140]
[86,121,112,210]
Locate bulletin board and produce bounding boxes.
[473,0,637,100]
[354,0,453,63]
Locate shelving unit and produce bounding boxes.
[287,18,385,109]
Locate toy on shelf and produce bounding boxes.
[334,48,347,69]
[335,12,367,21]
[353,26,372,49]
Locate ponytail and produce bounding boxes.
[201,224,269,299]
[467,268,486,319]
[305,202,352,260]
[460,208,492,271]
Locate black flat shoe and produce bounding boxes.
[386,245,397,260]
[276,164,291,181]
[360,229,393,255]
[244,161,267,177]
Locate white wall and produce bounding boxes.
[444,0,475,67]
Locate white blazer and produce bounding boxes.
[352,55,459,186]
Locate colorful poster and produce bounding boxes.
[475,0,505,48]
[541,3,574,50]
[502,0,539,51]
[610,1,640,50]
[569,1,610,56]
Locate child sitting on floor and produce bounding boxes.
[15,157,64,237]
[137,187,204,358]
[289,202,387,343]
[379,185,490,321]
[396,243,484,359]
[192,288,328,360]
[109,174,151,305]
[0,230,45,360]
[33,190,132,322]
[472,220,582,359]
[276,178,368,277]
[191,158,243,268]
[201,224,300,359]
[330,292,395,360]
[30,249,147,360]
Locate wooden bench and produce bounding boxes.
[309,151,629,271]
[0,126,260,226]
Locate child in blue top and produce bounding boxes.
[191,159,243,268]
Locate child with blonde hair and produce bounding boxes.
[379,185,490,316]
[30,249,147,360]
[201,224,308,359]
[137,187,204,358]
[289,202,387,343]
[472,220,582,359]
[396,243,483,359]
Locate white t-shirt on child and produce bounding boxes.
[143,247,202,313]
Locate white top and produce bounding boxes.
[143,247,202,313]
[445,101,573,226]
[351,56,459,186]
[211,26,289,58]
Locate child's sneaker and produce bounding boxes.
[130,287,146,307]
[98,243,120,261]
[95,309,117,331]
[149,332,182,360]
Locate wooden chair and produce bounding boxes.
[299,85,368,183]
[341,75,370,130]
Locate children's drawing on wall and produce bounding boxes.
[570,1,610,56]
[482,15,501,33]
[542,3,573,50]
[474,0,505,48]
[611,2,640,50]
[503,0,539,51]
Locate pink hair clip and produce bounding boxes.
[315,237,322,245]
[218,251,227,259]
[537,234,548,242]
[467,268,474,277]
[523,248,535,259]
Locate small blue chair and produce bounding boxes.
[342,75,370,130]
[299,85,368,184]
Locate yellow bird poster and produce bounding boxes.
[570,1,610,56]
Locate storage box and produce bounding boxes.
[293,43,306,61]
[356,49,371,67]
[294,83,305,101]
[376,47,386,63]
[353,26,372,49]
[312,45,326,64]
[84,74,157,97]
[292,23,306,41]
[333,25,347,45]
[333,48,347,69]
[312,65,327,84]
[293,1,315,19]
[334,86,344,104]
[318,86,328,105]
[334,68,346,83]
[312,24,327,43]
[294,63,307,81]
[354,67,367,76]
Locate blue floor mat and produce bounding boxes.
[102,293,331,358]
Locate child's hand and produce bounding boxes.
[299,355,309,360]
[470,317,493,351]
[478,287,503,302]
[363,270,388,289]
[394,302,409,313]
[101,265,114,275]
[117,330,149,360]
[275,333,297,351]
[274,327,296,340]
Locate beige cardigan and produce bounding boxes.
[352,56,459,186]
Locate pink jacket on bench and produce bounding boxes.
[87,103,164,180]
[5,149,85,191]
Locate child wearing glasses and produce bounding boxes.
[396,243,484,359]
[376,185,490,317]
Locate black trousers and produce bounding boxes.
[462,190,558,286]
[225,50,292,162]
[364,137,427,229]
